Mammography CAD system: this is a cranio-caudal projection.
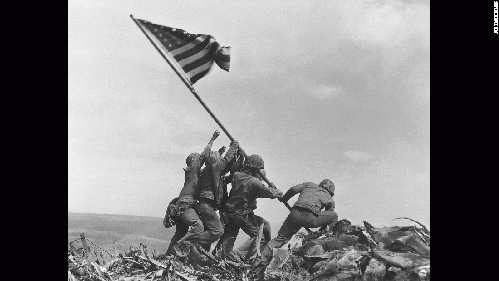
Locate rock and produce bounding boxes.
[285,235,304,250]
[363,258,385,280]
[372,249,430,270]
[307,234,360,252]
[291,255,305,268]
[310,258,340,277]
[312,260,328,273]
[321,258,339,275]
[386,235,430,257]
[268,248,292,269]
[305,244,324,256]
[333,219,353,233]
[368,227,414,245]
[389,269,422,281]
[335,271,360,281]
[337,250,362,270]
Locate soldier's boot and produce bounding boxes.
[173,240,192,258]
[248,245,274,281]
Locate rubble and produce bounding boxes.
[68,218,429,280]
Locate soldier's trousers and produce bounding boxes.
[216,211,271,260]
[267,207,338,249]
[175,207,205,245]
[197,198,224,249]
[173,201,225,251]
[166,221,188,255]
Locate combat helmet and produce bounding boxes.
[186,152,201,167]
[319,179,335,196]
[246,154,264,169]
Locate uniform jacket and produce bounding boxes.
[198,141,238,209]
[178,144,212,203]
[225,171,283,213]
[282,182,335,215]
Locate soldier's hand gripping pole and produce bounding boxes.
[176,81,292,227]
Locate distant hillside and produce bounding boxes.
[68,212,280,255]
[68,212,172,255]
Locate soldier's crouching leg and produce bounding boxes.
[176,208,204,245]
[166,221,188,255]
[310,210,338,231]
[215,219,240,260]
[267,211,302,249]
[197,199,224,247]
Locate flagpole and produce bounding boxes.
[130,15,276,189]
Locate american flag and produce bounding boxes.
[133,16,230,85]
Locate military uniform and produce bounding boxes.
[166,133,218,254]
[267,181,338,249]
[216,170,283,260]
[165,220,188,255]
[195,140,239,249]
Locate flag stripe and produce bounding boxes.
[170,35,209,57]
[185,58,215,79]
[217,52,230,63]
[190,69,211,84]
[177,38,218,67]
[215,47,230,72]
[173,36,211,61]
[182,41,220,73]
[177,45,212,67]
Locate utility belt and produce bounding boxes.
[225,200,256,215]
[198,197,217,209]
[293,205,320,216]
[176,195,199,215]
[198,197,214,204]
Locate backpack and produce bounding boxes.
[163,197,179,228]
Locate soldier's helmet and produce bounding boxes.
[246,154,264,169]
[186,152,201,167]
[319,179,335,195]
[207,151,221,164]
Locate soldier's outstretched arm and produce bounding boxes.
[226,140,239,158]
[218,146,226,156]
[257,181,283,199]
[279,183,307,203]
[201,130,220,158]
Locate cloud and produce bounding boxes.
[310,84,343,100]
[343,150,374,162]
[335,0,430,74]
[333,138,429,227]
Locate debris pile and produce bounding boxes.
[68,218,429,281]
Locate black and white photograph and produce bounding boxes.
[68,0,430,280]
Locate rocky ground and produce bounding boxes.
[68,218,429,281]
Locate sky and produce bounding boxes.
[68,0,430,229]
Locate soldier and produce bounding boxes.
[164,130,220,255]
[266,179,338,251]
[195,139,240,251]
[215,154,283,261]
